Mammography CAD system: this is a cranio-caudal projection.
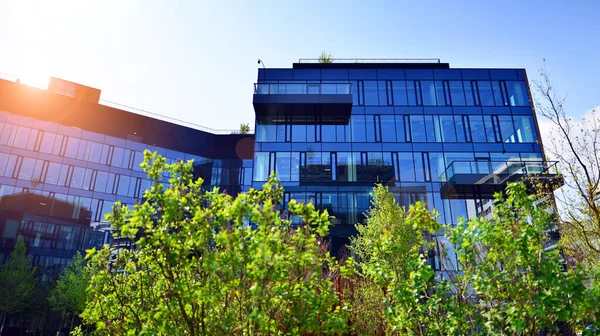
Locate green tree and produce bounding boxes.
[49,252,90,330]
[78,150,347,335]
[0,236,37,334]
[318,51,333,63]
[239,123,251,134]
[350,183,595,335]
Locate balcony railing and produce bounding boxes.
[440,160,558,183]
[297,58,441,64]
[254,83,351,95]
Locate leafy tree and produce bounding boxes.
[318,51,333,63]
[239,123,251,134]
[532,64,600,267]
[49,252,90,330]
[350,183,596,335]
[0,235,37,335]
[78,150,347,335]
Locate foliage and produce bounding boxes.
[350,182,597,335]
[318,51,333,63]
[78,150,347,335]
[238,123,251,134]
[532,64,600,267]
[339,276,386,335]
[0,235,37,333]
[49,252,90,320]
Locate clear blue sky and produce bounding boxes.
[0,0,598,130]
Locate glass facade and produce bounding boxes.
[253,64,546,258]
[0,107,251,281]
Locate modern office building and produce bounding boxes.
[0,76,254,281]
[0,58,560,278]
[252,58,560,263]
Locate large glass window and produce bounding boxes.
[483,116,498,142]
[492,81,507,106]
[455,116,466,142]
[478,81,495,106]
[424,115,437,142]
[0,153,9,176]
[398,153,415,181]
[380,115,396,142]
[70,167,86,189]
[366,116,376,143]
[439,116,456,142]
[469,115,487,142]
[18,157,36,180]
[421,81,436,106]
[13,126,31,149]
[429,153,445,182]
[449,81,466,105]
[117,175,131,196]
[364,81,378,105]
[256,122,276,142]
[292,120,307,143]
[253,152,269,181]
[498,116,516,143]
[410,116,426,142]
[275,152,291,181]
[392,81,408,105]
[290,152,300,182]
[64,137,80,159]
[507,81,529,106]
[513,116,536,143]
[351,116,366,142]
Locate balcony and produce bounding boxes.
[439,160,563,199]
[253,83,353,121]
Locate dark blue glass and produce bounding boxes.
[351,115,366,142]
[410,116,426,142]
[364,81,378,105]
[392,81,408,106]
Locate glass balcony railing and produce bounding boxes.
[254,83,352,95]
[439,160,558,183]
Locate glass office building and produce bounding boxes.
[0,77,253,281]
[252,59,559,261]
[0,58,560,278]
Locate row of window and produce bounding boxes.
[0,153,154,198]
[0,121,211,170]
[256,115,537,144]
[0,184,119,222]
[254,151,541,183]
[352,80,529,107]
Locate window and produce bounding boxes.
[64,137,80,159]
[117,175,131,196]
[0,153,9,176]
[111,147,125,167]
[424,115,437,142]
[407,81,419,106]
[336,152,356,182]
[395,116,406,142]
[398,153,415,181]
[13,126,31,149]
[498,116,516,143]
[507,81,529,106]
[454,116,467,142]
[70,167,86,189]
[435,81,447,106]
[449,81,466,106]
[366,116,377,143]
[392,81,408,105]
[513,116,536,143]
[18,157,36,181]
[380,115,396,142]
[439,116,456,142]
[469,115,487,142]
[253,152,269,181]
[484,116,499,142]
[378,81,388,106]
[39,132,57,154]
[351,116,366,142]
[492,81,508,106]
[275,152,291,181]
[364,81,378,105]
[410,116,426,142]
[478,81,495,106]
[421,81,436,106]
[464,81,478,106]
